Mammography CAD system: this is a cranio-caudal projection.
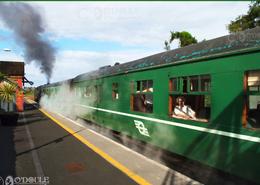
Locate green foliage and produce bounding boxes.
[0,83,16,103]
[228,1,260,33]
[170,31,198,47]
[164,31,198,50]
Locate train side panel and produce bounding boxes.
[74,51,260,183]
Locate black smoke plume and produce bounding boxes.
[0,3,55,83]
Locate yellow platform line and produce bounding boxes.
[39,108,151,185]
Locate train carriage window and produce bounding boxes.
[131,80,153,113]
[169,78,179,92]
[245,70,260,129]
[74,87,78,96]
[169,75,211,122]
[95,85,101,103]
[79,87,84,97]
[75,87,83,97]
[190,76,199,92]
[133,94,153,113]
[201,75,211,92]
[130,81,135,93]
[112,83,119,100]
[248,71,260,92]
[136,81,141,93]
[182,77,188,93]
[84,87,92,97]
[142,80,153,92]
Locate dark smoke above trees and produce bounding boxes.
[0,3,56,83]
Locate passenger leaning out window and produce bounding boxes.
[172,96,196,120]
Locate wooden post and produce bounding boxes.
[16,78,24,112]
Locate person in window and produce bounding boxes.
[138,94,153,113]
[172,96,196,120]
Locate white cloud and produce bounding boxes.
[33,2,249,48]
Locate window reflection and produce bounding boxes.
[112,83,119,100]
[246,70,260,129]
[133,94,153,113]
[190,76,199,92]
[201,75,211,92]
[170,78,178,92]
[142,80,153,92]
[132,79,153,113]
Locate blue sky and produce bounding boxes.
[0,29,145,55]
[0,2,249,86]
[55,37,147,52]
[0,30,21,54]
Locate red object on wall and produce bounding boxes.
[16,78,24,112]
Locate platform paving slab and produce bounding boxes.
[0,103,140,185]
[37,104,202,185]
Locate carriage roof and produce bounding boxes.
[75,27,260,82]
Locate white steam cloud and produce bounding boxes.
[40,83,94,119]
[39,82,177,167]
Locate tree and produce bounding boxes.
[164,31,198,50]
[0,73,20,112]
[0,83,16,111]
[228,0,260,33]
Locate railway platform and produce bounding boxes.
[0,101,201,185]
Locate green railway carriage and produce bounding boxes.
[38,27,260,183]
